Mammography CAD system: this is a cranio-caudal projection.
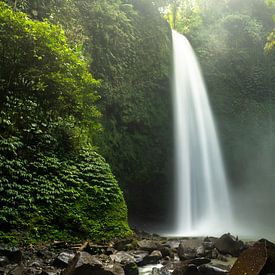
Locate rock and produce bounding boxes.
[214,234,244,257]
[229,239,275,275]
[7,265,24,275]
[110,251,138,275]
[106,248,116,255]
[159,247,173,258]
[130,250,149,266]
[0,256,9,267]
[198,264,228,274]
[104,264,125,275]
[196,246,205,257]
[110,251,135,264]
[140,250,162,265]
[183,258,211,266]
[53,251,75,268]
[124,262,138,275]
[62,251,126,275]
[172,264,200,275]
[114,239,137,251]
[0,246,22,263]
[137,240,160,252]
[178,240,202,260]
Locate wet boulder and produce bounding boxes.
[178,240,202,260]
[198,264,228,274]
[137,240,159,252]
[229,239,275,275]
[172,264,201,275]
[214,234,244,257]
[0,246,22,263]
[139,250,162,266]
[53,251,75,268]
[110,251,135,264]
[0,256,9,267]
[110,251,138,275]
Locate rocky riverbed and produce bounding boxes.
[1,232,275,275]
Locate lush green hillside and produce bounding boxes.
[0,2,131,243]
[0,0,174,242]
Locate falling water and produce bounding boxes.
[172,30,232,236]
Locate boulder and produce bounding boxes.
[110,251,138,275]
[130,250,149,266]
[63,251,125,275]
[110,251,135,264]
[7,265,24,275]
[114,239,137,251]
[137,240,159,252]
[139,250,162,265]
[178,240,202,260]
[183,258,211,267]
[198,264,228,274]
[104,264,125,275]
[0,246,22,263]
[0,256,9,267]
[229,239,275,275]
[159,247,173,258]
[214,234,244,257]
[124,262,138,275]
[53,251,75,268]
[172,264,200,275]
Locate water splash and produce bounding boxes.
[172,30,233,236]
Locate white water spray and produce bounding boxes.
[172,30,232,236]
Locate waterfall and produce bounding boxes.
[172,30,232,236]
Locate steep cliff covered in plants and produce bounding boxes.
[0,0,173,242]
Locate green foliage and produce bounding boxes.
[0,3,131,243]
[0,145,131,242]
[84,0,173,221]
[164,0,202,33]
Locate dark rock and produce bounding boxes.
[214,234,244,257]
[0,246,22,263]
[230,239,275,275]
[104,264,125,275]
[164,240,180,250]
[7,264,24,275]
[178,240,202,260]
[130,250,149,266]
[140,250,162,265]
[172,264,200,275]
[183,258,211,267]
[0,256,9,267]
[110,251,135,264]
[110,251,138,275]
[159,247,173,258]
[53,251,75,268]
[63,251,106,275]
[124,262,138,275]
[114,239,137,251]
[198,264,228,274]
[106,248,116,256]
[196,246,205,257]
[137,240,160,252]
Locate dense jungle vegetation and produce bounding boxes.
[0,0,274,243]
[0,0,173,243]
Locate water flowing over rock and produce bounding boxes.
[172,30,233,236]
